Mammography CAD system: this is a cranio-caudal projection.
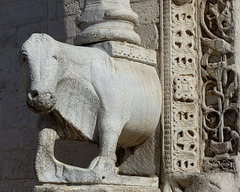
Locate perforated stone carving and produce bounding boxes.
[172,104,198,172]
[203,158,236,173]
[173,75,195,102]
[172,54,194,72]
[201,0,233,42]
[162,0,200,174]
[201,0,240,173]
[161,0,240,191]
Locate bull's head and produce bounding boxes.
[19,34,65,114]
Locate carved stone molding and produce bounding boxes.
[172,103,198,172]
[200,0,240,173]
[162,0,200,174]
[94,41,157,66]
[161,0,240,191]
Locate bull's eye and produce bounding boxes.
[20,53,28,64]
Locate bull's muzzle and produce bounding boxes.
[27,90,56,114]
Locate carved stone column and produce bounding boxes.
[74,0,141,45]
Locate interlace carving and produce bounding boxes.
[174,75,195,102]
[201,0,239,172]
[203,158,235,173]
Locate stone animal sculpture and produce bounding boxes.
[20,33,162,183]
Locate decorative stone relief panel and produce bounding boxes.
[162,0,200,174]
[173,75,196,102]
[172,104,198,172]
[161,0,240,191]
[162,0,173,174]
[200,0,240,173]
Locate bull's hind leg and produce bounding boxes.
[89,114,125,174]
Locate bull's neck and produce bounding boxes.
[59,42,97,83]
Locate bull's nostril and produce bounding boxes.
[31,90,39,98]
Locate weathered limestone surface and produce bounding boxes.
[17,0,163,188]
[20,32,161,184]
[164,172,239,192]
[35,184,161,192]
[161,0,240,191]
[0,1,83,191]
[0,0,160,191]
[6,0,240,191]
[75,0,141,45]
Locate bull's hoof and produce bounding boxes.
[88,156,116,174]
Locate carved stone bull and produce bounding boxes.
[20,33,162,184]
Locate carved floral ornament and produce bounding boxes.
[201,0,239,172]
[174,75,195,102]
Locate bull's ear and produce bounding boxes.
[55,73,100,141]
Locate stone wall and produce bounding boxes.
[0,0,159,191]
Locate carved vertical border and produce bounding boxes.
[197,0,203,171]
[162,0,201,175]
[171,0,200,173]
[162,0,173,174]
[200,0,240,173]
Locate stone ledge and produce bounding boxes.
[94,41,157,66]
[34,184,161,192]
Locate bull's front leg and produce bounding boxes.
[35,127,59,182]
[35,114,65,183]
[88,113,124,174]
